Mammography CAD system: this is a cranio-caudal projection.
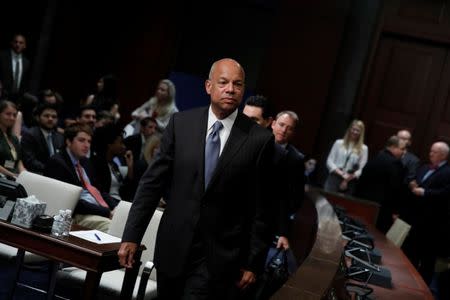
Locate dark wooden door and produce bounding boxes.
[359,36,449,159]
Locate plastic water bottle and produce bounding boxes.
[51,210,72,237]
[62,209,73,236]
[51,210,65,237]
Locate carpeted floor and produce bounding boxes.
[0,259,75,300]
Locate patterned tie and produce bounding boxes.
[75,162,109,208]
[47,132,55,156]
[204,121,223,188]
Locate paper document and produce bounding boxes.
[69,229,121,244]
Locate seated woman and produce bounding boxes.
[0,100,25,178]
[125,79,177,136]
[91,123,135,201]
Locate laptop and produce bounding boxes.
[16,171,82,217]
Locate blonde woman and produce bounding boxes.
[125,79,178,136]
[143,134,161,166]
[324,119,368,194]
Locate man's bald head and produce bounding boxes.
[429,141,449,165]
[208,58,245,81]
[397,129,412,147]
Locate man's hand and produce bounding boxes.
[412,187,425,196]
[277,236,290,250]
[124,150,133,166]
[118,242,138,268]
[409,180,418,190]
[236,269,256,290]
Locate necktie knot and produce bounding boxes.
[212,121,223,134]
[430,164,438,170]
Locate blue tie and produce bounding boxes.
[47,133,55,156]
[205,121,223,188]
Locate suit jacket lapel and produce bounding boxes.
[37,129,50,157]
[61,149,82,186]
[420,162,447,185]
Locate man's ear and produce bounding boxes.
[271,119,276,129]
[205,79,212,95]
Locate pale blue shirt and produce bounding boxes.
[66,148,99,206]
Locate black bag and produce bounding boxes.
[248,248,289,300]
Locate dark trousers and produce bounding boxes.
[156,240,243,300]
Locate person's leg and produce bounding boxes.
[182,257,209,300]
[157,270,184,300]
[73,214,110,232]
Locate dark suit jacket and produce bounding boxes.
[21,126,64,173]
[413,163,450,244]
[355,149,407,232]
[44,149,118,218]
[0,50,30,97]
[90,154,136,201]
[273,143,305,238]
[122,107,274,279]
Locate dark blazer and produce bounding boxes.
[122,107,274,279]
[0,50,30,97]
[273,143,305,238]
[21,126,64,173]
[90,154,136,201]
[355,149,406,233]
[44,149,118,218]
[413,162,450,234]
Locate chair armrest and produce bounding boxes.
[136,261,155,300]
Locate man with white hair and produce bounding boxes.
[403,141,450,285]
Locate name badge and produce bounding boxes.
[4,160,15,169]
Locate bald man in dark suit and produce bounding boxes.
[119,58,274,300]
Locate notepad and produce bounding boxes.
[69,229,121,244]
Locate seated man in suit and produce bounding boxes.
[124,117,158,160]
[21,103,64,173]
[124,117,158,184]
[44,123,118,232]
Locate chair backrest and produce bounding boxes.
[107,201,163,276]
[16,171,82,217]
[386,218,411,247]
[140,208,162,279]
[107,200,132,237]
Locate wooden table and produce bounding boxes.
[318,188,433,299]
[0,220,143,300]
[358,223,434,300]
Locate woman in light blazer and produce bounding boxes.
[324,119,368,195]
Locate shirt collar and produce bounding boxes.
[40,128,52,139]
[66,148,79,166]
[11,50,22,59]
[207,106,237,132]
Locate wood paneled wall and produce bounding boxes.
[357,0,450,160]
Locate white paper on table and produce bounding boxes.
[69,229,121,244]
